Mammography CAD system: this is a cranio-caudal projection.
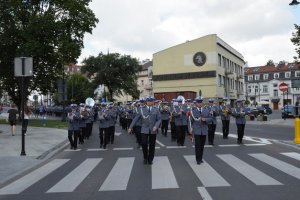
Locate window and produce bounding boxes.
[273,83,277,87]
[263,85,268,93]
[273,89,278,97]
[141,80,144,86]
[218,54,222,66]
[218,74,222,86]
[263,74,269,80]
[285,72,291,78]
[295,71,300,77]
[255,85,259,93]
[247,85,251,93]
[248,75,253,81]
[254,74,260,80]
[294,88,300,91]
[274,73,279,79]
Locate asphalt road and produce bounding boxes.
[0,122,299,200]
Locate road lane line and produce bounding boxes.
[250,153,300,180]
[156,140,166,147]
[281,152,300,161]
[64,149,81,152]
[217,154,282,185]
[99,157,134,191]
[218,144,240,147]
[152,156,179,189]
[197,187,213,200]
[0,159,69,195]
[184,155,230,187]
[47,158,102,193]
[113,147,134,151]
[166,146,187,149]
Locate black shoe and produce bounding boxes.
[197,161,201,165]
[148,160,153,165]
[143,159,148,165]
[103,145,106,149]
[100,144,103,148]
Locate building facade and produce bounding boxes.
[152,34,245,104]
[244,63,300,110]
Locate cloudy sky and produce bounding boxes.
[78,0,300,67]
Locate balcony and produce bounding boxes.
[237,74,244,79]
[225,68,233,75]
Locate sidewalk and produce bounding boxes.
[0,124,68,185]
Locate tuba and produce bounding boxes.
[85,97,95,107]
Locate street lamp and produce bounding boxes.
[289,0,300,6]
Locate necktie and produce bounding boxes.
[149,106,151,112]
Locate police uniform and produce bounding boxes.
[207,99,220,145]
[160,101,170,137]
[98,103,109,149]
[188,97,212,164]
[129,96,161,165]
[107,103,117,144]
[132,99,144,148]
[67,104,80,150]
[173,99,188,146]
[232,99,246,144]
[219,97,232,139]
[170,99,177,141]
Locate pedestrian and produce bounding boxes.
[7,103,18,136]
[67,104,80,150]
[128,95,161,165]
[232,99,246,144]
[188,96,212,165]
[207,98,219,145]
[219,97,232,139]
[22,106,32,136]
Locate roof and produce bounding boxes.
[141,60,153,70]
[245,63,300,74]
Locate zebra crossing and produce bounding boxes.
[0,152,299,195]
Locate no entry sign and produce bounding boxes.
[279,82,288,92]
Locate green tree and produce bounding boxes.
[291,24,300,61]
[67,73,94,104]
[0,0,98,108]
[266,60,275,66]
[81,52,142,101]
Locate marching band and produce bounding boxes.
[66,96,247,165]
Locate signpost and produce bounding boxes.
[279,82,289,120]
[14,57,33,156]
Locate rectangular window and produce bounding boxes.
[295,71,300,77]
[273,89,278,97]
[141,80,144,86]
[285,72,291,78]
[274,73,279,79]
[218,74,222,86]
[222,57,226,68]
[273,83,278,87]
[254,74,260,80]
[255,85,258,93]
[263,74,269,80]
[218,54,222,66]
[248,75,253,81]
[263,85,268,93]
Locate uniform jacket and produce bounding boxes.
[219,104,232,121]
[206,105,220,124]
[98,109,110,128]
[188,106,212,136]
[160,107,170,121]
[232,106,246,124]
[132,106,142,127]
[130,105,161,134]
[67,110,80,131]
[107,108,117,127]
[172,105,188,126]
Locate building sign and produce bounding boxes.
[193,52,206,67]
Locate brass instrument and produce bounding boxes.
[98,108,108,120]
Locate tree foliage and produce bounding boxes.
[81,52,142,101]
[0,0,98,108]
[291,24,300,61]
[67,73,94,104]
[266,60,275,66]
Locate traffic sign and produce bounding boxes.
[279,82,288,92]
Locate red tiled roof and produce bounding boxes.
[245,63,300,74]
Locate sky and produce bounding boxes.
[78,0,300,67]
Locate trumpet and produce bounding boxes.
[98,109,107,120]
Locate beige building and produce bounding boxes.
[153,34,245,103]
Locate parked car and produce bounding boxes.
[281,105,294,119]
[262,105,272,115]
[252,106,267,117]
[244,107,254,115]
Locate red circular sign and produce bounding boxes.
[279,82,288,92]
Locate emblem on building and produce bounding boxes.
[193,52,206,67]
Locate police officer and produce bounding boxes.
[160,101,170,137]
[132,99,144,148]
[173,98,188,146]
[129,96,161,165]
[207,98,219,145]
[169,99,177,141]
[107,103,117,144]
[98,102,109,149]
[233,99,246,144]
[188,97,212,164]
[67,104,80,150]
[219,97,232,139]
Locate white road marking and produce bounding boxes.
[184,155,230,187]
[197,187,213,200]
[217,154,282,185]
[166,146,187,149]
[250,153,300,180]
[152,156,179,189]
[47,158,102,193]
[87,148,108,151]
[281,152,300,161]
[0,159,69,195]
[156,140,166,147]
[99,157,135,191]
[113,147,134,151]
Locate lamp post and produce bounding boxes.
[14,57,33,156]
